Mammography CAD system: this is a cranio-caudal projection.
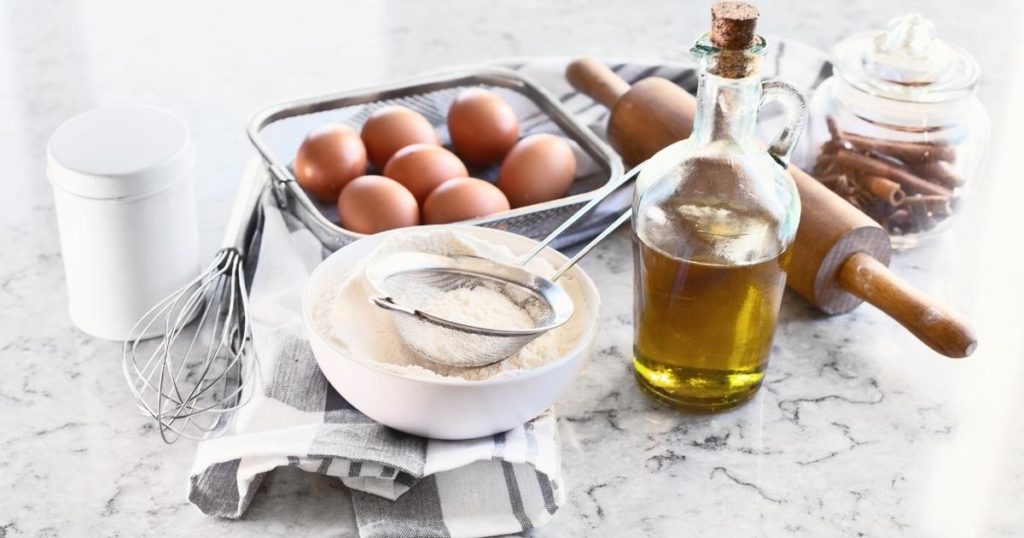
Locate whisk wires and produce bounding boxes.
[122,248,261,443]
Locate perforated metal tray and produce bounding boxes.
[247,67,624,251]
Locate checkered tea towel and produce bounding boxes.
[187,47,829,538]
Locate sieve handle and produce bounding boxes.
[369,296,417,316]
[518,161,644,266]
[551,209,631,282]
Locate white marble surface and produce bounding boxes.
[2,0,1023,536]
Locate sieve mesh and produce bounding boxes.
[368,253,574,368]
[381,272,553,367]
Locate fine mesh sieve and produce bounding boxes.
[367,253,574,367]
[368,163,642,368]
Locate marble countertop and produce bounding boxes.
[2,0,1023,536]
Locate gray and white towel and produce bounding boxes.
[189,185,564,536]
[188,48,828,538]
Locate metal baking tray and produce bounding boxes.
[247,67,624,251]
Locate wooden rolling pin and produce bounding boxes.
[567,57,976,358]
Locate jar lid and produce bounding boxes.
[832,13,980,104]
[47,105,195,200]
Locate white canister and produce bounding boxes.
[47,105,200,341]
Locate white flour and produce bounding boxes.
[313,229,591,381]
[420,286,535,330]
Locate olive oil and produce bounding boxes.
[629,5,805,413]
[632,217,791,411]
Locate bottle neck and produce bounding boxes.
[691,56,761,148]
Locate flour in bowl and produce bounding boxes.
[312,229,592,381]
[420,286,536,330]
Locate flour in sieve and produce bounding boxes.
[420,286,535,330]
[314,229,590,381]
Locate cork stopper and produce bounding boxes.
[711,2,759,50]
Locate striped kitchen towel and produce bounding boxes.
[188,47,829,538]
[188,178,564,536]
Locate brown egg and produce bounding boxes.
[360,106,440,169]
[382,144,469,204]
[497,134,577,208]
[294,124,367,201]
[447,89,519,165]
[422,178,511,224]
[337,175,420,234]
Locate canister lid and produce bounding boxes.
[832,13,980,104]
[47,105,195,200]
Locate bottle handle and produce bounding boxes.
[759,80,808,166]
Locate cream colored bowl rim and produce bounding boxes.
[301,224,602,387]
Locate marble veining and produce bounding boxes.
[1,0,1023,537]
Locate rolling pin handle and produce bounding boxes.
[837,252,977,358]
[565,58,630,109]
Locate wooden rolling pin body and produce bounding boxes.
[566,58,976,358]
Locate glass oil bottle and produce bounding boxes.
[632,4,807,412]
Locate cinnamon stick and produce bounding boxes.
[813,154,838,177]
[860,175,906,206]
[826,116,843,142]
[836,130,956,164]
[910,160,965,188]
[818,173,842,189]
[834,149,952,197]
[814,115,964,238]
[820,140,840,156]
[902,194,954,218]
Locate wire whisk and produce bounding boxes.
[122,167,268,443]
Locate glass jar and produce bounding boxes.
[632,31,806,412]
[796,13,989,249]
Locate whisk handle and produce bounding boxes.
[223,165,271,251]
[518,162,643,265]
[551,209,631,282]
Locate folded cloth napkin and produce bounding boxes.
[188,180,565,537]
[187,48,827,538]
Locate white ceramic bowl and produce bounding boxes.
[301,225,601,440]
